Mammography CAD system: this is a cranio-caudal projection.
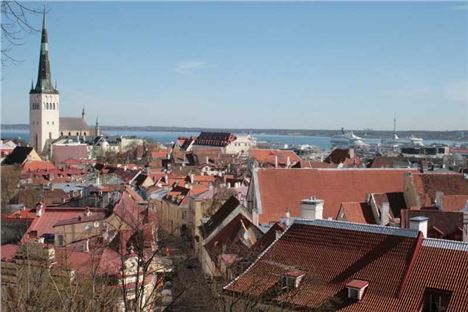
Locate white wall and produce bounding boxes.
[30,93,60,153]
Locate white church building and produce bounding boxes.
[29,11,94,153]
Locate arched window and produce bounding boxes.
[83,132,87,136]
[61,132,64,136]
[68,132,71,136]
[53,103,55,110]
[76,132,79,136]
[49,132,52,139]
[35,134,38,150]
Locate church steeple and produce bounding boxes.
[31,9,58,94]
[95,115,101,137]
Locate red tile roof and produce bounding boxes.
[339,202,375,224]
[250,149,301,168]
[412,173,468,208]
[398,239,468,311]
[200,196,241,239]
[254,168,417,224]
[324,148,360,166]
[225,220,421,310]
[401,209,464,241]
[1,244,19,262]
[52,144,89,164]
[22,160,57,173]
[23,208,94,241]
[442,195,468,212]
[151,150,169,159]
[194,132,236,147]
[205,214,262,263]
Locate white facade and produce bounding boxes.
[30,92,60,153]
[225,135,256,155]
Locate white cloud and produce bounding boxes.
[174,60,207,75]
[444,80,468,103]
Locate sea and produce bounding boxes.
[1,129,465,151]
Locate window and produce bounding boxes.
[68,132,71,136]
[47,121,49,125]
[83,132,87,136]
[422,288,452,312]
[49,132,52,139]
[76,132,79,136]
[53,103,55,109]
[60,132,64,136]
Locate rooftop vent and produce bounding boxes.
[346,280,369,301]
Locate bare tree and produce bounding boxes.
[1,1,41,66]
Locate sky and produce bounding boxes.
[2,1,468,130]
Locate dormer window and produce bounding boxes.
[282,269,305,291]
[422,288,452,312]
[346,280,369,301]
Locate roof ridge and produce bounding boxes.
[422,238,468,251]
[294,219,419,238]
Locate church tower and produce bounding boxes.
[29,10,60,153]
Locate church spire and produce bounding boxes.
[31,8,58,94]
[95,115,101,137]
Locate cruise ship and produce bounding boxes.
[330,129,367,148]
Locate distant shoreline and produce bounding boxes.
[1,124,466,141]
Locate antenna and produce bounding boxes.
[393,113,397,134]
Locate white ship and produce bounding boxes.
[330,128,367,148]
[380,115,424,152]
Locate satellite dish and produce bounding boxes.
[85,224,92,233]
[93,221,100,228]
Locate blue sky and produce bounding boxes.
[2,1,467,130]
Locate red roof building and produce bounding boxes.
[250,149,302,168]
[249,168,417,224]
[224,219,468,311]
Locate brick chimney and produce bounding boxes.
[300,197,324,220]
[409,216,428,238]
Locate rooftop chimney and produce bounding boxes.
[36,203,44,217]
[286,156,291,168]
[435,191,444,211]
[463,211,468,242]
[380,202,390,226]
[275,155,278,168]
[300,197,324,220]
[282,209,292,226]
[409,216,429,238]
